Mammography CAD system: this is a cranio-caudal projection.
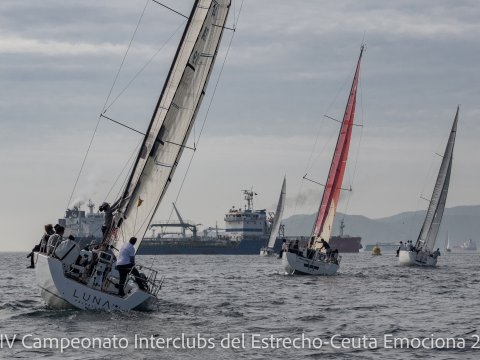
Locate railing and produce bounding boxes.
[132,265,165,297]
[287,247,341,265]
[43,242,166,298]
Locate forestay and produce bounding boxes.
[267,177,286,249]
[416,106,459,252]
[311,46,364,248]
[110,0,231,252]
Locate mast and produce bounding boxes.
[310,45,364,248]
[266,177,286,249]
[416,106,459,252]
[109,0,231,252]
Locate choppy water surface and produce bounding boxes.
[1,252,479,359]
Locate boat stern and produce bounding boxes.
[35,252,74,309]
[398,250,438,267]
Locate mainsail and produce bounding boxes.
[110,0,231,252]
[416,106,459,252]
[311,46,364,248]
[266,177,286,249]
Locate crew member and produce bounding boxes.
[27,224,54,268]
[319,238,331,256]
[46,225,65,255]
[116,237,146,297]
[99,199,122,239]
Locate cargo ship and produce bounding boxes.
[328,219,362,253]
[57,200,103,249]
[57,194,359,255]
[57,190,283,255]
[138,190,282,255]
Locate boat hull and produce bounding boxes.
[138,236,282,255]
[259,247,274,257]
[398,250,438,267]
[34,253,157,311]
[282,251,339,276]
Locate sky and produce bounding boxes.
[1,0,479,251]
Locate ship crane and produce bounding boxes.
[149,203,201,240]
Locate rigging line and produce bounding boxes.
[103,140,142,203]
[233,0,243,30]
[103,20,187,113]
[304,56,358,175]
[194,0,244,145]
[151,0,188,19]
[167,1,244,223]
[103,0,150,113]
[340,78,365,220]
[66,0,149,209]
[100,114,145,135]
[324,114,363,127]
[290,176,306,219]
[405,118,451,241]
[346,71,365,192]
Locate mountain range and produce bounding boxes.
[282,205,480,247]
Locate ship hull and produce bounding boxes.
[328,235,362,253]
[137,237,281,255]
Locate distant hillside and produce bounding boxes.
[282,205,480,247]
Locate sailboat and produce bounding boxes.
[445,231,451,252]
[399,106,459,267]
[34,0,232,310]
[260,177,286,256]
[282,45,364,275]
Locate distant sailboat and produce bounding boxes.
[445,231,451,252]
[399,106,459,266]
[282,45,364,275]
[260,177,286,256]
[34,0,232,310]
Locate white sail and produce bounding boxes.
[318,200,336,244]
[266,177,286,249]
[111,0,231,252]
[416,107,458,252]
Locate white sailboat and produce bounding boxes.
[34,0,232,310]
[445,231,451,252]
[260,177,286,256]
[399,106,459,267]
[282,45,364,275]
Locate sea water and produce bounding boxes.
[1,252,479,359]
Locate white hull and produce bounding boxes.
[35,253,157,311]
[398,250,438,267]
[259,247,274,257]
[282,251,339,276]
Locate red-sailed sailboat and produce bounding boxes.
[282,45,364,275]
